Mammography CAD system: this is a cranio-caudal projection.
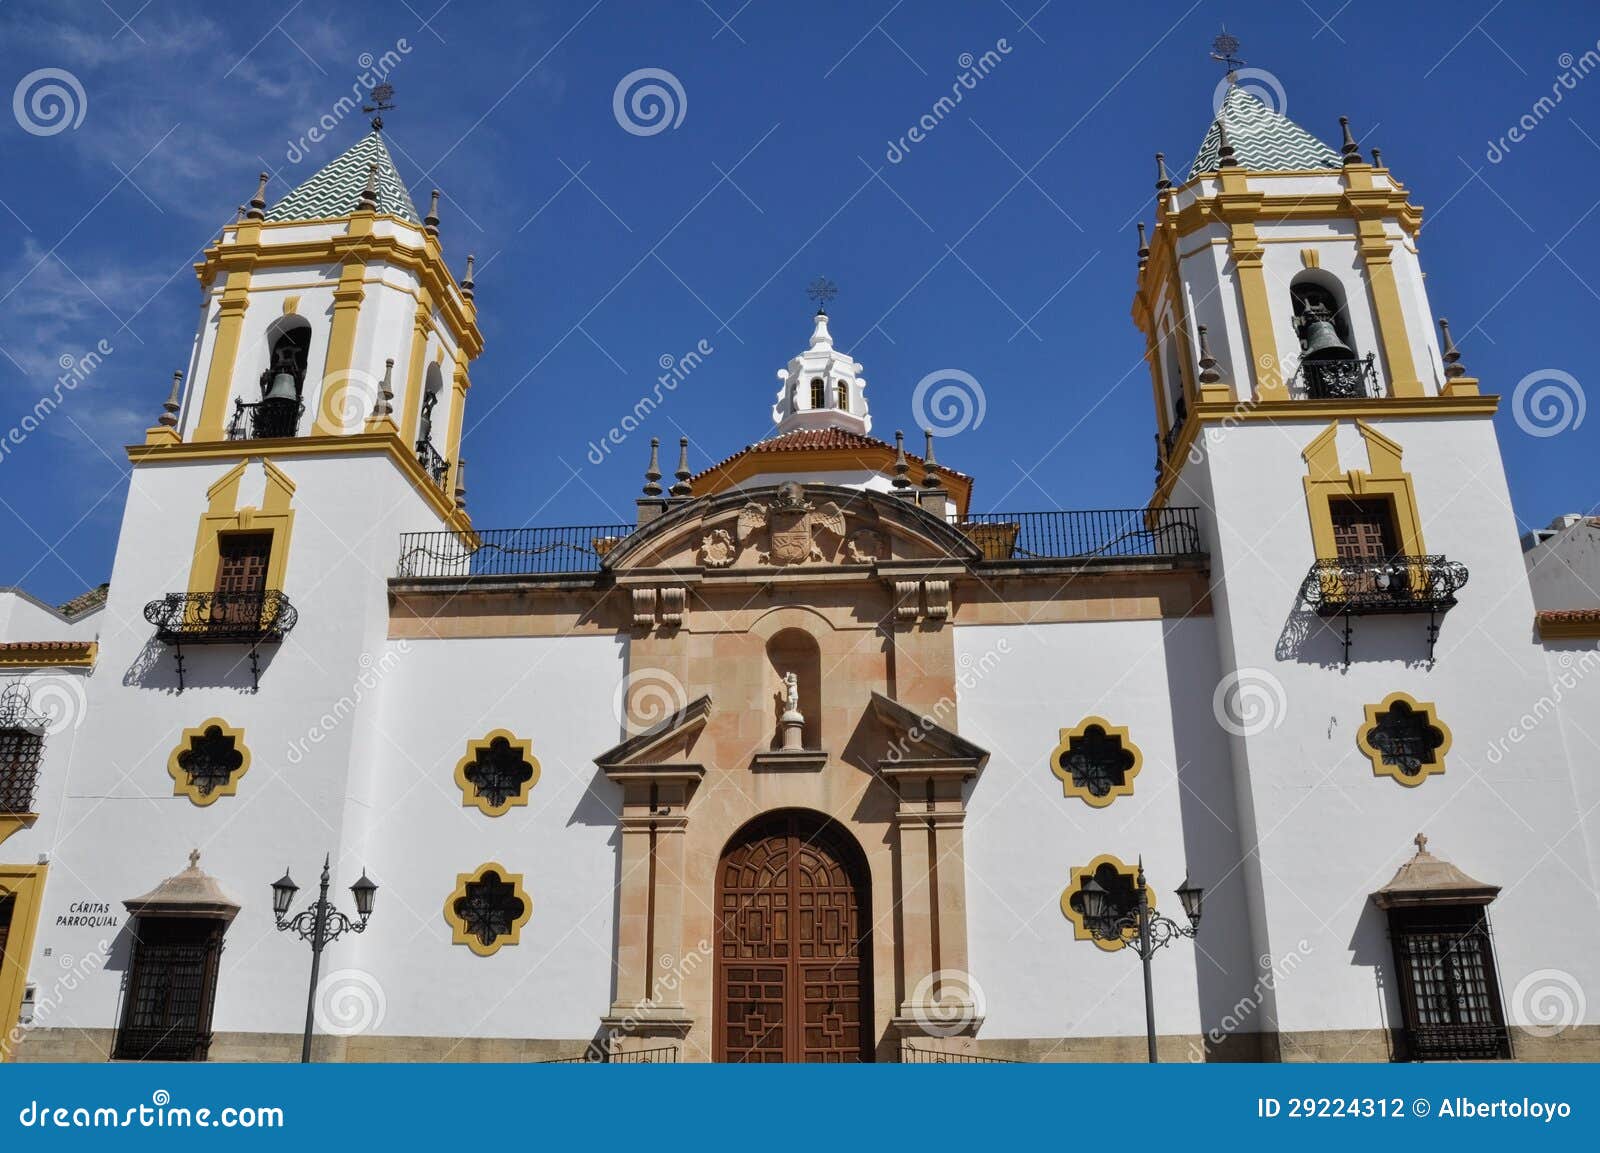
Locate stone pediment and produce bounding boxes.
[603,483,981,575]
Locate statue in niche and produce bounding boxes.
[778,670,805,751]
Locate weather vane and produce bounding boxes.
[1209,27,1245,74]
[806,276,838,313]
[363,83,397,131]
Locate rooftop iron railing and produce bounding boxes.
[395,508,1205,579]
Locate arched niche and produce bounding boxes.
[765,627,821,750]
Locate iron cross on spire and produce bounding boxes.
[1210,27,1246,76]
[806,276,838,315]
[363,82,397,131]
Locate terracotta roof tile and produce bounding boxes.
[691,428,971,483]
[57,582,108,618]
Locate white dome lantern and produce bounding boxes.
[770,309,872,436]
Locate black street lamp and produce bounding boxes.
[270,855,377,1063]
[1079,859,1203,1063]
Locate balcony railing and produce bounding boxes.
[1400,1023,1511,1062]
[228,398,303,440]
[1300,555,1468,664]
[398,525,637,578]
[416,441,450,491]
[958,508,1203,562]
[1293,354,1381,400]
[143,590,298,691]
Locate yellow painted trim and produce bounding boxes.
[195,227,482,360]
[444,862,532,957]
[1170,190,1422,240]
[282,295,300,315]
[1352,212,1422,397]
[126,434,476,539]
[1300,420,1425,560]
[196,277,252,438]
[0,863,47,1061]
[1230,225,1286,401]
[1300,248,1320,269]
[1050,716,1142,809]
[313,261,367,435]
[186,458,296,597]
[167,717,251,806]
[696,445,974,519]
[1059,854,1156,952]
[0,642,97,669]
[1357,692,1450,788]
[454,729,541,817]
[400,293,433,450]
[444,361,468,490]
[0,813,37,848]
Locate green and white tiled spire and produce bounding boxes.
[265,130,421,224]
[1187,86,1342,178]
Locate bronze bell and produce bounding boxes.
[262,368,299,404]
[1300,316,1354,361]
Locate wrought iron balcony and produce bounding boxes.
[1300,556,1469,664]
[1293,353,1381,400]
[142,591,298,691]
[227,398,302,440]
[1400,1023,1511,1062]
[960,507,1204,562]
[416,440,450,491]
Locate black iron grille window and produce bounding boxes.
[176,725,246,798]
[452,871,526,949]
[0,727,44,813]
[113,917,226,1062]
[1068,862,1141,939]
[1056,726,1135,800]
[1366,700,1446,780]
[1389,908,1511,1061]
[462,737,535,809]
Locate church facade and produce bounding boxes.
[2,84,1598,1064]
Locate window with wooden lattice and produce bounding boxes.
[1050,717,1142,807]
[444,863,531,956]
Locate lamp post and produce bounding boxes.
[1078,860,1203,1063]
[270,855,377,1063]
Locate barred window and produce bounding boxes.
[1059,856,1151,951]
[1359,694,1450,787]
[0,728,44,814]
[113,917,227,1062]
[454,731,540,817]
[168,720,250,805]
[1388,906,1510,1061]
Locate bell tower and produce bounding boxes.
[771,306,872,438]
[141,125,481,524]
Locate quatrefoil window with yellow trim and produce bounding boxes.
[1059,854,1156,952]
[454,730,540,816]
[167,718,250,806]
[1358,692,1450,787]
[1050,716,1142,808]
[444,863,532,957]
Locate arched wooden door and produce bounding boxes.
[715,810,872,1062]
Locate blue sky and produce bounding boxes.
[1,0,1596,604]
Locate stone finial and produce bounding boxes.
[1155,151,1172,192]
[371,357,396,419]
[1370,146,1383,168]
[358,162,380,212]
[921,430,942,488]
[1216,118,1238,168]
[424,189,441,238]
[158,371,183,428]
[1438,318,1466,379]
[892,430,911,490]
[246,172,270,220]
[1197,324,1222,385]
[461,253,476,301]
[670,436,692,497]
[1136,222,1150,269]
[642,437,663,497]
[453,457,468,511]
[1414,832,1428,853]
[188,848,201,869]
[1339,116,1364,165]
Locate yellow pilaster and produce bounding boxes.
[0,863,47,1062]
[399,293,433,449]
[312,261,368,435]
[196,278,252,438]
[444,360,469,486]
[1230,225,1285,401]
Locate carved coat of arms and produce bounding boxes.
[736,482,846,565]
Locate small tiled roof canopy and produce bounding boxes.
[57,582,108,619]
[124,849,242,923]
[1188,86,1342,178]
[266,131,420,224]
[1371,833,1499,909]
